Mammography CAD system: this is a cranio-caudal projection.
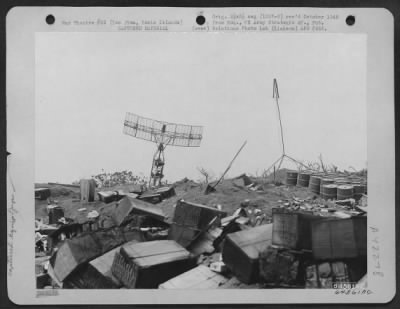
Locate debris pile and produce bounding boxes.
[88,170,148,188]
[35,167,367,290]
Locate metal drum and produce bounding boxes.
[337,185,354,200]
[353,184,366,200]
[308,176,322,194]
[334,177,348,185]
[320,178,335,191]
[321,184,338,200]
[286,171,298,186]
[297,172,311,187]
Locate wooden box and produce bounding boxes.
[111,240,195,289]
[222,224,273,284]
[137,193,162,204]
[112,196,166,226]
[52,227,135,282]
[35,188,51,200]
[169,200,226,247]
[64,241,138,289]
[272,210,320,250]
[155,186,176,199]
[311,217,367,260]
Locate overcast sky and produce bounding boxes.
[35,32,366,184]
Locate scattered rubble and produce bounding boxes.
[35,167,368,290]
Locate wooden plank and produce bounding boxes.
[159,265,228,289]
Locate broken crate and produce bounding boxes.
[168,200,227,247]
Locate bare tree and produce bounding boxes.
[319,154,328,174]
[197,167,213,184]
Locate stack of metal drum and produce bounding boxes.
[285,170,366,201]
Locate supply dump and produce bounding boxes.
[35,167,368,290]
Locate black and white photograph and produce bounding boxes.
[6,6,395,304]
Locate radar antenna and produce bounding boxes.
[264,79,309,177]
[123,112,203,187]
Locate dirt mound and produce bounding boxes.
[49,186,79,198]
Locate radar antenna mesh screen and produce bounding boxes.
[123,112,203,147]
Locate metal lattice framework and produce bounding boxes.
[264,79,309,179]
[124,113,203,147]
[123,112,203,187]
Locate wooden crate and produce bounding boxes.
[272,210,320,250]
[35,188,51,200]
[112,196,166,226]
[98,191,117,204]
[222,224,273,284]
[53,233,101,282]
[311,217,367,260]
[159,265,228,289]
[137,193,162,204]
[169,200,226,247]
[111,240,196,289]
[64,241,139,289]
[52,227,134,282]
[155,186,176,199]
